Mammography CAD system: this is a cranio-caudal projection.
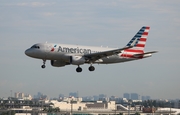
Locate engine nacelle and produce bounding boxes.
[71,56,85,65]
[51,60,66,67]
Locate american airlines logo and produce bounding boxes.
[58,46,91,54]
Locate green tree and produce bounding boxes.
[48,106,53,113]
[152,100,157,107]
[43,107,48,112]
[135,112,140,115]
[1,110,15,115]
[54,107,60,112]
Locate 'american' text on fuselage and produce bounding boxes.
[58,46,91,54]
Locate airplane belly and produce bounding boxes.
[101,55,120,64]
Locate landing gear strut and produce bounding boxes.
[41,59,46,69]
[76,66,82,72]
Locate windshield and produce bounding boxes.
[31,45,40,49]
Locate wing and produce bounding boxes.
[84,46,133,62]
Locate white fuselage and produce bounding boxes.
[25,43,138,64]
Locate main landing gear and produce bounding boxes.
[41,59,46,69]
[88,63,95,71]
[76,65,95,72]
[76,66,82,73]
[89,66,95,71]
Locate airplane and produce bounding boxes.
[25,26,157,72]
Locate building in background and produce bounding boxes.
[49,97,116,111]
[14,92,32,100]
[131,93,139,100]
[69,92,78,98]
[33,92,48,100]
[123,93,130,100]
[174,100,180,109]
[142,96,151,101]
[14,92,24,99]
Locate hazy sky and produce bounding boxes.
[0,0,180,99]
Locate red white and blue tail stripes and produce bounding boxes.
[121,26,150,58]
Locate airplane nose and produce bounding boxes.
[25,49,34,57]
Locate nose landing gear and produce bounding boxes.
[41,59,46,69]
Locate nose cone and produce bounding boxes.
[25,48,34,57]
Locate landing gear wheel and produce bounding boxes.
[76,67,82,72]
[89,66,95,71]
[41,65,46,68]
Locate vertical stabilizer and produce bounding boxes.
[121,26,150,58]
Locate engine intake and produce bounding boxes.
[51,60,66,67]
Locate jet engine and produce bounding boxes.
[70,56,86,65]
[50,60,66,67]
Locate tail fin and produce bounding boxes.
[121,26,150,57]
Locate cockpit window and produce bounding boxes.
[31,45,40,49]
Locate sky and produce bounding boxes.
[0,0,180,100]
